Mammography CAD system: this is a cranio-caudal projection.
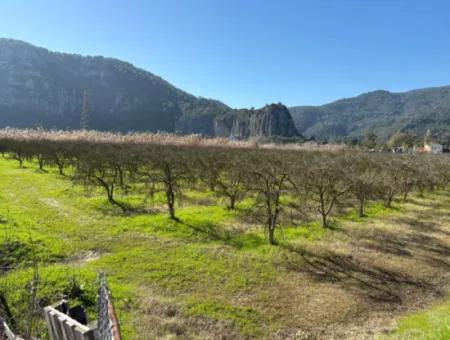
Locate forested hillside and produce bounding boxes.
[290,87,450,143]
[0,39,299,139]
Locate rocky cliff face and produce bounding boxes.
[214,104,299,139]
[0,38,299,139]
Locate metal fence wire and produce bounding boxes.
[96,273,121,340]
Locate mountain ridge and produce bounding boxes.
[0,38,299,139]
[289,86,450,144]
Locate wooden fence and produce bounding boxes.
[43,273,121,340]
[0,318,24,340]
[43,301,95,340]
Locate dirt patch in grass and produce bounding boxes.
[64,250,102,266]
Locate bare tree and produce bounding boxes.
[347,154,381,217]
[380,158,403,208]
[76,145,131,212]
[199,149,247,210]
[140,145,193,220]
[303,152,350,228]
[398,159,417,202]
[247,150,292,245]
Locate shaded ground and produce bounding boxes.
[270,194,450,339]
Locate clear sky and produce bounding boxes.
[1,0,450,108]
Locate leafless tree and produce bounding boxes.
[347,154,381,217]
[302,152,350,228]
[139,145,194,220]
[246,150,292,244]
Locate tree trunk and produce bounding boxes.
[358,197,365,218]
[267,214,278,245]
[268,226,276,245]
[107,184,115,203]
[209,180,216,192]
[97,177,127,213]
[229,196,236,210]
[321,213,328,228]
[108,190,128,213]
[385,194,392,208]
[166,188,176,220]
[418,187,424,198]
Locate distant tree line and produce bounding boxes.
[340,129,450,151]
[1,129,449,245]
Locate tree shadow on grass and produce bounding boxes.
[94,199,164,217]
[281,243,441,303]
[279,196,450,304]
[178,219,266,249]
[407,197,449,210]
[343,224,450,270]
[395,214,450,236]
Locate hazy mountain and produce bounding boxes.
[0,38,299,139]
[290,87,450,144]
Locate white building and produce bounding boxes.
[424,143,443,154]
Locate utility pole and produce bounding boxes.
[80,89,89,130]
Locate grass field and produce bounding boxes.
[0,157,449,339]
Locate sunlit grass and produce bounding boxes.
[0,157,449,338]
[384,298,450,339]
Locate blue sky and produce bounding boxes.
[1,0,450,108]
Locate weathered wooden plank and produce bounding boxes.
[57,314,71,340]
[61,318,76,340]
[49,310,64,340]
[44,306,95,340]
[43,308,55,340]
[0,318,25,340]
[71,325,86,340]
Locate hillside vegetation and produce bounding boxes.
[290,86,450,144]
[0,130,449,339]
[0,39,299,139]
[3,38,450,144]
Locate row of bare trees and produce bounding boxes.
[1,135,449,245]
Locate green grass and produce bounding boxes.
[0,157,449,338]
[385,298,450,339]
[0,158,285,337]
[185,298,271,336]
[341,201,402,222]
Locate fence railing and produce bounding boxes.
[42,273,122,340]
[43,301,95,340]
[0,318,24,340]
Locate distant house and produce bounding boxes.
[414,146,427,154]
[424,143,443,154]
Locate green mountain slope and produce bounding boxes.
[290,87,450,143]
[0,38,299,139]
[0,38,231,133]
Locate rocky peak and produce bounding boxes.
[214,103,299,139]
